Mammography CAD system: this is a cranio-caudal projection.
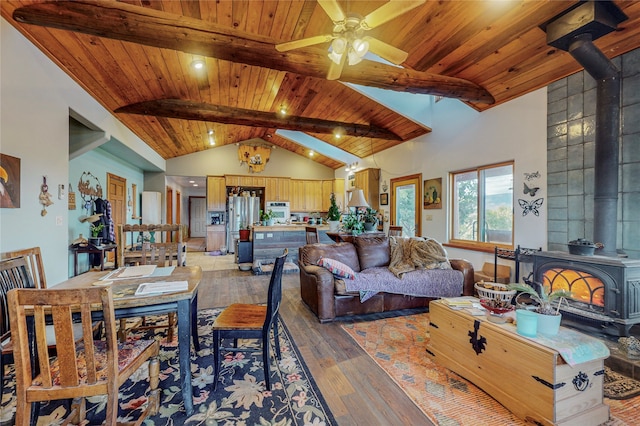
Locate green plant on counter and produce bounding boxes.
[326,193,341,222]
[363,207,378,223]
[260,209,274,221]
[341,212,364,235]
[507,282,572,315]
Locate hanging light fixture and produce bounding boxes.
[328,15,370,67]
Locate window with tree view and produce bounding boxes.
[451,162,513,247]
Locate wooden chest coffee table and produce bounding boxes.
[426,299,610,426]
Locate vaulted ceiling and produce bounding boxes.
[3,1,640,170]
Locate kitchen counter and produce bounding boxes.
[252,224,333,264]
[253,224,331,232]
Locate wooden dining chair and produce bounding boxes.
[212,249,288,390]
[0,256,36,396]
[1,246,47,289]
[305,227,319,244]
[117,224,185,342]
[8,285,160,426]
[388,226,403,237]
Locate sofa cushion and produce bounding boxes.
[354,236,390,270]
[317,257,356,279]
[299,242,361,272]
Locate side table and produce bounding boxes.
[70,244,118,276]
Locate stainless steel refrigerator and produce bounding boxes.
[227,195,260,253]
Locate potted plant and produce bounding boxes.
[89,222,104,246]
[260,209,275,226]
[363,207,378,231]
[239,224,251,241]
[326,193,342,231]
[341,212,364,236]
[507,282,572,335]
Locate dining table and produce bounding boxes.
[53,265,202,416]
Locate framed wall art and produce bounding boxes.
[380,193,388,206]
[423,177,442,210]
[0,153,21,208]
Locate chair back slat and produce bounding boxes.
[305,227,319,244]
[33,306,52,388]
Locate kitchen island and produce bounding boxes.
[252,224,334,264]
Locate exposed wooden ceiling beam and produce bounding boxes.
[12,0,495,104]
[115,99,404,141]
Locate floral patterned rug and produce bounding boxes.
[1,309,335,426]
[341,312,640,426]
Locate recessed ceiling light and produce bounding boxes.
[191,58,205,70]
[309,150,314,157]
[193,183,199,187]
[189,180,195,184]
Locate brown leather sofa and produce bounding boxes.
[298,236,475,323]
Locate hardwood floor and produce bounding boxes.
[197,269,434,425]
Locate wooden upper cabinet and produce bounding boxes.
[354,168,380,211]
[290,179,306,211]
[225,175,240,187]
[265,177,290,202]
[324,178,345,211]
[207,176,226,211]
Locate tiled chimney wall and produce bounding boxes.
[546,47,640,258]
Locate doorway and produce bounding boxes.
[390,174,422,237]
[107,173,126,262]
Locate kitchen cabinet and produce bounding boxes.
[206,225,226,252]
[321,179,344,211]
[290,179,323,212]
[354,168,380,210]
[265,177,290,201]
[206,176,226,211]
[226,175,265,188]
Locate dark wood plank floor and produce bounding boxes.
[197,269,434,425]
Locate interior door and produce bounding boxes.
[107,173,126,261]
[190,197,207,238]
[390,174,422,237]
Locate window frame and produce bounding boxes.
[448,161,514,252]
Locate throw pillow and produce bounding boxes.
[317,257,356,280]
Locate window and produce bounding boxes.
[450,162,513,249]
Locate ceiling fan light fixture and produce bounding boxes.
[328,50,343,65]
[331,37,347,54]
[352,38,369,55]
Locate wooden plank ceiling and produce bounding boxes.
[3,1,640,169]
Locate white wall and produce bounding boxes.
[339,89,548,275]
[0,18,164,284]
[166,142,335,180]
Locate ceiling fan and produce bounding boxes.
[276,0,425,80]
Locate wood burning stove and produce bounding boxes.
[533,251,640,336]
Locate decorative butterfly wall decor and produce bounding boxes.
[518,198,543,216]
[523,182,540,197]
[524,171,540,181]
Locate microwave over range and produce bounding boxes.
[265,201,290,224]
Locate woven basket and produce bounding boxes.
[474,283,516,302]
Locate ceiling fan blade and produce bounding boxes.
[276,34,333,52]
[326,56,345,80]
[317,0,346,22]
[362,1,426,29]
[364,36,408,64]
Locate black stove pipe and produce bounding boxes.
[567,33,620,257]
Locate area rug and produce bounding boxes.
[341,312,640,426]
[1,309,335,426]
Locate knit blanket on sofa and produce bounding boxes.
[388,237,451,278]
[344,266,463,302]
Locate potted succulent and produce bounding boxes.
[363,207,378,231]
[89,222,104,246]
[507,282,572,335]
